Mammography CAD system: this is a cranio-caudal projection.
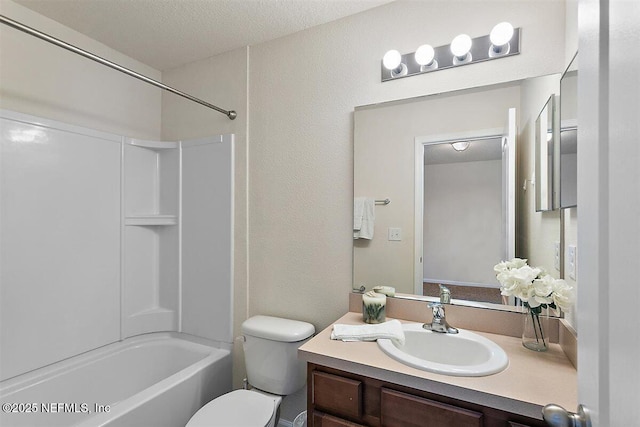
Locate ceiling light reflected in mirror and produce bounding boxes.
[451,141,471,152]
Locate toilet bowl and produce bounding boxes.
[185,315,315,427]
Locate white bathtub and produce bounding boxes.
[0,333,232,427]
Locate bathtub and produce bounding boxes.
[0,333,232,427]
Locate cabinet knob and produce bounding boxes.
[542,404,591,427]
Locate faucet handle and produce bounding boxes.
[439,285,451,304]
[428,302,445,319]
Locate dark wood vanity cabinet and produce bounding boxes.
[307,364,547,427]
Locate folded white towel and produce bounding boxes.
[354,197,365,231]
[330,319,405,345]
[353,197,375,240]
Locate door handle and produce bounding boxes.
[542,404,591,427]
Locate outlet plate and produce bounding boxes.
[567,245,577,280]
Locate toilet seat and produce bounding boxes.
[185,389,276,427]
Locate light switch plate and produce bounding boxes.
[554,241,560,271]
[388,227,402,241]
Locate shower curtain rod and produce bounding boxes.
[0,15,237,120]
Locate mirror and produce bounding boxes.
[535,95,556,212]
[559,52,578,208]
[353,75,562,313]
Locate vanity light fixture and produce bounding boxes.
[451,34,473,65]
[383,49,408,78]
[381,22,520,82]
[451,141,471,152]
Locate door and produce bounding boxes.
[561,1,640,426]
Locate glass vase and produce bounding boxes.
[522,306,548,351]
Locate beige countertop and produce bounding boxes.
[299,312,577,421]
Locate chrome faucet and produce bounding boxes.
[423,302,458,334]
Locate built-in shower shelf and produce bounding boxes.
[125,215,177,226]
[126,139,178,150]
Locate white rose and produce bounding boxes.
[514,265,541,284]
[521,285,536,306]
[499,277,523,298]
[532,275,554,306]
[497,265,539,300]
[493,261,510,274]
[494,258,528,274]
[551,279,575,311]
[509,258,528,269]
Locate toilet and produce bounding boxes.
[186,315,315,427]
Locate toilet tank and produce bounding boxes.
[242,316,315,395]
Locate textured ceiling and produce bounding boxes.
[13,0,393,71]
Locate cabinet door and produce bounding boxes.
[313,371,363,420]
[380,388,483,427]
[313,411,367,427]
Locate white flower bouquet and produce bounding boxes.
[493,258,574,314]
[494,258,574,351]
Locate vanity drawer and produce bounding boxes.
[312,411,367,427]
[312,371,363,420]
[380,388,483,427]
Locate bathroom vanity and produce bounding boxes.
[299,312,577,427]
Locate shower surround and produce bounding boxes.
[0,110,234,424]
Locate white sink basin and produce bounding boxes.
[377,323,509,377]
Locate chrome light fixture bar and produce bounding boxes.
[381,25,521,82]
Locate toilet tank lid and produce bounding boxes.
[242,315,315,342]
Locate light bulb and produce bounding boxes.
[383,50,402,70]
[414,44,435,66]
[450,34,472,58]
[490,22,514,47]
[382,49,408,78]
[489,22,514,57]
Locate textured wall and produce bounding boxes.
[0,0,161,139]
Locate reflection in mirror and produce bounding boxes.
[535,96,556,212]
[560,52,578,208]
[354,76,562,315]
